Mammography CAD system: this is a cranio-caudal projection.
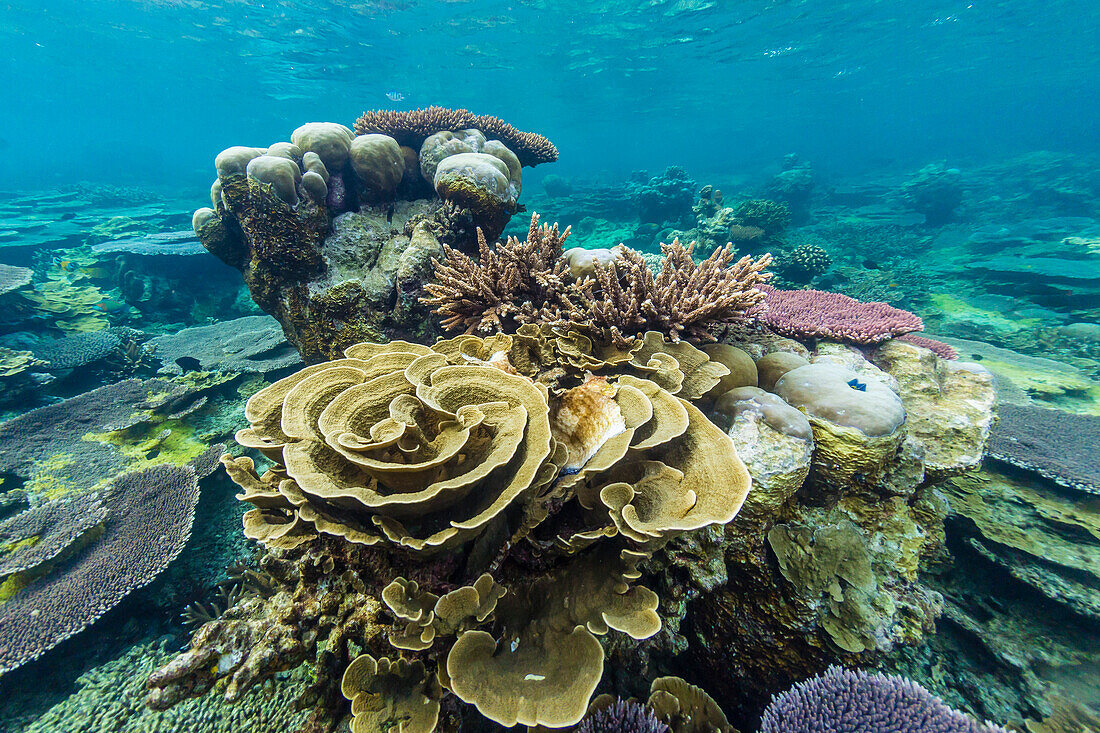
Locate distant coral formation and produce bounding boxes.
[354,106,558,167]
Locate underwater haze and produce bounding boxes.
[4,0,1100,188]
[1,1,1100,733]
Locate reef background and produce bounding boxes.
[1,1,1099,732]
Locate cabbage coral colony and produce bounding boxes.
[162,106,1000,732]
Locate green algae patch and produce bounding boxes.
[27,454,98,500]
[83,420,208,473]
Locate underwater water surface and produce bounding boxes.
[0,0,1098,732]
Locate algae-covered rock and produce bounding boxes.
[873,339,995,478]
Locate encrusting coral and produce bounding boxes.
[423,212,773,347]
[146,334,752,731]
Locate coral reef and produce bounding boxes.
[14,637,310,732]
[0,347,49,407]
[353,106,558,167]
[733,199,791,237]
[760,285,925,344]
[987,404,1100,494]
[764,155,815,225]
[686,335,995,727]
[193,111,549,363]
[760,666,1007,732]
[901,163,963,226]
[146,316,302,376]
[146,335,752,730]
[776,243,831,284]
[424,212,772,346]
[571,675,733,733]
[0,264,32,295]
[636,167,696,226]
[0,460,214,674]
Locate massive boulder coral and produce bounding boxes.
[683,335,996,727]
[192,111,553,362]
[146,334,752,731]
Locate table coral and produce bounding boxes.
[353,106,558,167]
[0,462,207,674]
[760,285,925,344]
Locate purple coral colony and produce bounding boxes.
[1,27,1099,733]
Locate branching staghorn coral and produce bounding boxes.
[582,240,772,347]
[422,212,582,335]
[423,213,773,347]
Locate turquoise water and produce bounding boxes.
[1,1,1099,732]
[4,0,1099,187]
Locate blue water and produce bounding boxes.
[4,0,1099,189]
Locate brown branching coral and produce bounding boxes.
[354,106,558,167]
[422,213,582,335]
[423,213,773,348]
[583,240,773,347]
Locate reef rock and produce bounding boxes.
[194,114,552,363]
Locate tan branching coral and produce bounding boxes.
[354,106,558,167]
[581,240,772,347]
[422,213,579,335]
[423,213,772,349]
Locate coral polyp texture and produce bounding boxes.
[424,212,773,346]
[147,334,753,730]
[0,462,206,674]
[759,285,924,344]
[354,106,558,167]
[760,666,1008,733]
[191,110,553,362]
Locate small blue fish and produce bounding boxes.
[847,378,867,392]
[386,90,405,102]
